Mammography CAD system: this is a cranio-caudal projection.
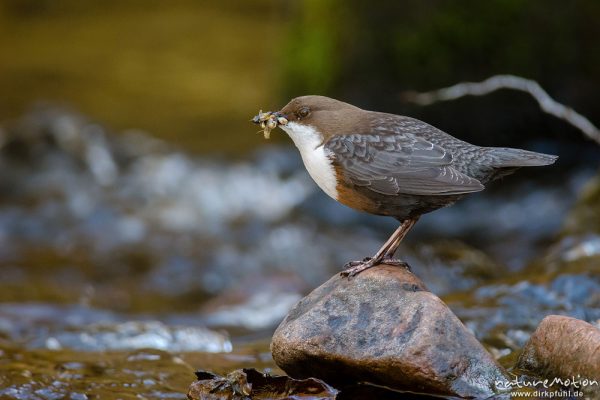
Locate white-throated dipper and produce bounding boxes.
[252,96,557,277]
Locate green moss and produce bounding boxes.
[279,0,342,97]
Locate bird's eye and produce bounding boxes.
[297,107,311,119]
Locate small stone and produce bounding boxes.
[516,315,600,382]
[271,264,508,398]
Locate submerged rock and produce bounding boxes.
[447,270,600,354]
[271,264,508,398]
[516,315,600,384]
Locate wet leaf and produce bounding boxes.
[188,368,338,400]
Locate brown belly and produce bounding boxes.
[335,182,463,220]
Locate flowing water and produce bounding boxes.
[0,106,599,398]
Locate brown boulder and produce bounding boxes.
[271,264,508,398]
[516,315,600,381]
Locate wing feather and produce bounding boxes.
[325,131,484,196]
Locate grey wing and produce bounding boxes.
[325,133,484,196]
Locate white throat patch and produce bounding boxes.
[281,122,339,200]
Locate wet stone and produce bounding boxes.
[271,264,509,398]
[516,315,600,387]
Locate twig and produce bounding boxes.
[402,74,600,145]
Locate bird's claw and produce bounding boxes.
[340,256,411,278]
[340,257,376,277]
[342,257,372,269]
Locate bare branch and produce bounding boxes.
[402,74,600,145]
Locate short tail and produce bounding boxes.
[485,147,558,168]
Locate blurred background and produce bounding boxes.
[0,1,599,398]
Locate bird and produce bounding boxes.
[252,95,557,277]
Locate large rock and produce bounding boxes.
[516,315,600,381]
[271,264,508,398]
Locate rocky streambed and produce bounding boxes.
[0,107,599,399]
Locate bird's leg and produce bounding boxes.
[341,217,418,277]
[381,217,419,270]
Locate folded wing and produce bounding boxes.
[325,132,484,196]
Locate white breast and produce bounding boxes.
[281,122,339,200]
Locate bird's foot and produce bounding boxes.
[381,256,411,272]
[340,257,377,278]
[341,256,411,278]
[342,257,372,269]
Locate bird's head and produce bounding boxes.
[252,95,362,140]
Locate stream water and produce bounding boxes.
[0,106,599,398]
